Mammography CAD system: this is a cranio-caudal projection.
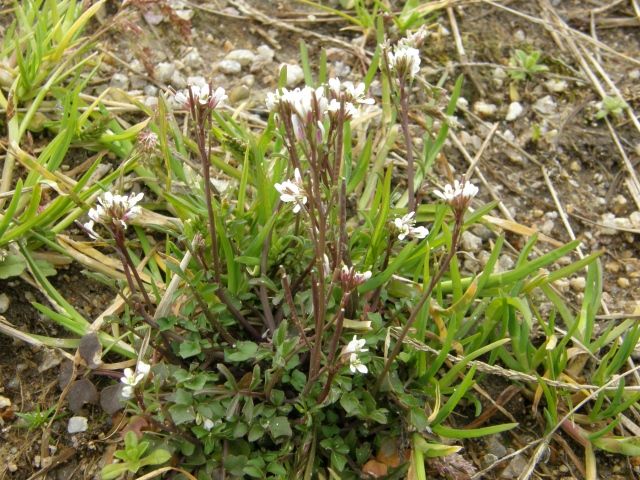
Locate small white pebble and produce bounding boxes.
[68,416,88,434]
[505,101,524,121]
[544,79,568,93]
[570,277,586,292]
[473,101,498,117]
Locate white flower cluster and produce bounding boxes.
[84,191,144,238]
[274,168,307,214]
[340,265,372,291]
[120,361,151,399]
[343,335,368,374]
[174,81,227,110]
[387,45,421,80]
[393,212,429,241]
[327,78,374,121]
[266,78,374,132]
[434,180,479,205]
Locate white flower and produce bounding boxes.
[387,45,421,80]
[399,27,429,49]
[340,266,372,290]
[175,84,227,109]
[86,191,144,236]
[119,362,151,399]
[345,335,368,355]
[136,361,151,375]
[434,180,479,204]
[328,78,374,105]
[275,168,307,213]
[349,353,368,374]
[203,418,215,431]
[328,99,360,121]
[393,212,429,241]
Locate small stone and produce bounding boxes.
[492,67,507,88]
[225,49,256,67]
[241,74,255,87]
[606,261,621,273]
[612,194,628,215]
[228,85,250,104]
[533,95,557,115]
[618,277,630,288]
[471,224,492,240]
[514,30,526,42]
[473,101,498,117]
[545,79,568,93]
[456,97,469,109]
[486,435,508,458]
[498,254,514,272]
[570,277,586,291]
[154,62,175,83]
[144,85,158,97]
[184,49,202,68]
[505,101,524,121]
[38,349,63,373]
[0,395,11,409]
[144,96,158,108]
[218,59,242,75]
[557,256,572,266]
[67,416,88,434]
[170,70,187,89]
[0,293,9,313]
[109,73,129,90]
[281,63,304,87]
[256,44,275,61]
[501,454,528,479]
[7,463,17,473]
[555,279,570,292]
[569,160,581,172]
[461,231,483,252]
[540,219,555,235]
[129,59,144,74]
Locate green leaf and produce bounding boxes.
[248,423,265,442]
[140,448,172,467]
[593,436,640,456]
[179,339,202,358]
[269,416,292,438]
[0,254,26,279]
[226,341,259,362]
[340,392,361,416]
[168,404,196,425]
[101,463,131,480]
[432,422,518,439]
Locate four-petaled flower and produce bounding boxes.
[84,191,144,238]
[327,78,374,105]
[175,83,227,110]
[344,335,368,355]
[275,168,307,213]
[434,179,479,213]
[349,353,368,374]
[340,266,372,291]
[393,212,429,241]
[387,45,421,80]
[120,361,151,399]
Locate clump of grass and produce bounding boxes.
[1,3,639,480]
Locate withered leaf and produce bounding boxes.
[100,384,125,415]
[68,379,98,414]
[78,332,102,369]
[58,360,74,390]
